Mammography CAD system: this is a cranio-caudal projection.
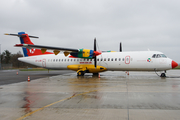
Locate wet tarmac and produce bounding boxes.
[0,70,180,120]
[0,70,73,85]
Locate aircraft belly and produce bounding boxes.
[46,62,69,70]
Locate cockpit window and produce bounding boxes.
[156,54,161,58]
[160,54,167,58]
[152,54,156,58]
[152,54,167,58]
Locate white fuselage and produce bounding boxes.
[18,51,173,72]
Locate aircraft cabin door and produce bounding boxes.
[42,59,46,67]
[125,56,130,64]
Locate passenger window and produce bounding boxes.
[108,58,110,61]
[122,58,124,61]
[101,58,103,61]
[97,58,99,61]
[111,58,113,61]
[104,58,106,61]
[64,59,66,61]
[115,58,117,61]
[119,58,121,61]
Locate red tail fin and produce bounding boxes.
[18,32,53,57]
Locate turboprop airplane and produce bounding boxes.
[5,32,178,77]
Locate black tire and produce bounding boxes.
[161,73,166,77]
[77,71,85,76]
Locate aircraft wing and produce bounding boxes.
[15,44,79,56]
[6,32,101,60]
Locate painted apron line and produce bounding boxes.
[16,90,98,120]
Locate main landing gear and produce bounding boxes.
[77,71,85,76]
[77,71,100,77]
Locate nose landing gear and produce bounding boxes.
[155,69,166,77]
[160,73,166,77]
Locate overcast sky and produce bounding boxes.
[0,0,179,62]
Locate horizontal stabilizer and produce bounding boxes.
[4,33,39,38]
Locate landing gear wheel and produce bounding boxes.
[160,73,166,77]
[77,71,85,76]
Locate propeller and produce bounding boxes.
[93,38,102,68]
[120,42,122,52]
[93,38,101,68]
[94,38,97,68]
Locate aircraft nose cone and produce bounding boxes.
[172,60,178,69]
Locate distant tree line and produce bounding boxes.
[0,50,36,68]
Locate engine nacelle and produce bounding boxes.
[70,49,94,59]
[67,64,107,73]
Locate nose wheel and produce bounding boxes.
[155,69,166,77]
[160,73,166,77]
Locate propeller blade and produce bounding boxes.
[120,42,122,52]
[94,56,97,68]
[94,38,97,68]
[94,38,96,51]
